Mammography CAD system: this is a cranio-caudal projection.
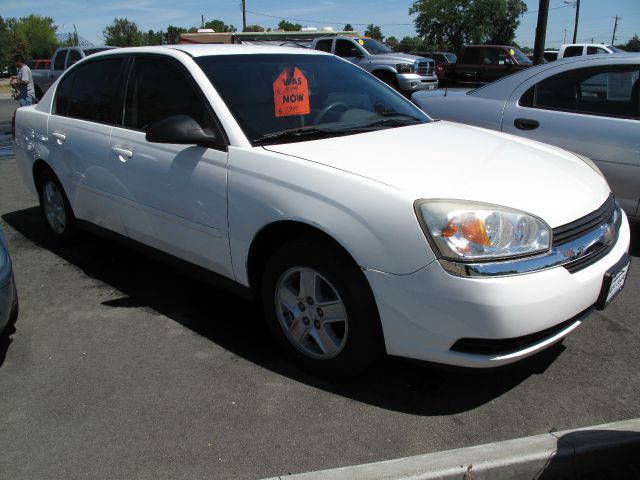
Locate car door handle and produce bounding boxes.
[112,146,133,161]
[50,132,66,143]
[514,118,539,130]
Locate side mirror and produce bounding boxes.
[505,58,514,66]
[349,47,363,58]
[146,114,217,146]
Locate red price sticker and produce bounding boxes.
[273,66,310,117]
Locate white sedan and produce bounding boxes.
[13,45,630,377]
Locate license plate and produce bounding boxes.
[596,254,630,310]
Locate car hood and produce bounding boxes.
[263,121,610,228]
[372,53,430,64]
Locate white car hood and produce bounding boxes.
[264,121,611,228]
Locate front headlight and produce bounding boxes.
[416,200,551,260]
[396,63,413,74]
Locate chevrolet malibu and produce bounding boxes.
[13,45,630,377]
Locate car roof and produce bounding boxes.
[469,53,640,100]
[91,44,329,58]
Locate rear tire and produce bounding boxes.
[261,239,384,378]
[36,169,79,244]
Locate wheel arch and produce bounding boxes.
[32,159,55,192]
[247,220,361,294]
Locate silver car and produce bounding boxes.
[412,54,640,218]
[0,223,18,334]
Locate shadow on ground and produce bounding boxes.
[6,206,637,416]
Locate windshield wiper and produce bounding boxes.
[344,115,424,131]
[253,126,344,145]
[376,111,424,121]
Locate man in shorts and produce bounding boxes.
[10,54,36,107]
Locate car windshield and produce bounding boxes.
[195,54,430,145]
[359,38,393,55]
[607,45,625,53]
[511,48,532,64]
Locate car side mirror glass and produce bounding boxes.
[505,58,514,66]
[350,47,363,58]
[146,114,218,146]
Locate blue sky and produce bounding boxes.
[2,0,639,49]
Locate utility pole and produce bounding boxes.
[563,28,567,44]
[533,0,550,65]
[612,15,621,45]
[242,0,247,32]
[572,0,580,43]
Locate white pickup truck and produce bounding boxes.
[557,43,625,59]
[311,36,438,94]
[13,45,630,377]
[32,46,116,99]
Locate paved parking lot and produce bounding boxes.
[1,99,639,479]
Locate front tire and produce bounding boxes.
[261,239,384,377]
[36,169,78,243]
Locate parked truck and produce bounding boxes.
[438,45,532,86]
[32,46,116,100]
[311,36,438,94]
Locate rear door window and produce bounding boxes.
[53,50,67,70]
[53,71,76,116]
[64,58,125,124]
[520,66,640,119]
[563,46,583,57]
[314,39,333,53]
[67,50,82,67]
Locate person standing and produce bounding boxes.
[10,54,36,107]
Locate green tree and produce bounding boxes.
[385,36,399,51]
[409,0,526,51]
[343,24,354,32]
[480,0,527,45]
[621,35,640,52]
[398,36,424,53]
[15,14,59,59]
[364,24,384,41]
[103,18,142,46]
[244,24,265,32]
[165,25,187,44]
[141,29,165,46]
[278,20,302,31]
[0,17,28,66]
[204,19,236,32]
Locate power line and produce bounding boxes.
[524,3,573,15]
[245,9,413,26]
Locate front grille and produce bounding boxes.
[450,307,593,355]
[417,61,434,76]
[552,194,615,245]
[552,194,619,274]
